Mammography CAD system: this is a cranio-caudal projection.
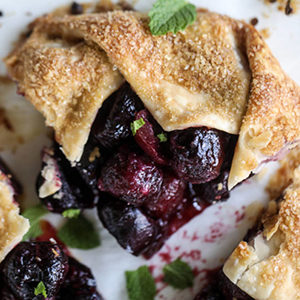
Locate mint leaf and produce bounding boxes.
[62,209,81,219]
[22,204,48,241]
[58,215,100,249]
[126,266,156,300]
[163,258,194,289]
[130,118,145,136]
[34,281,47,298]
[157,133,167,142]
[149,0,197,36]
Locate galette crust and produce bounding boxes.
[0,169,29,262]
[224,147,300,300]
[5,9,300,187]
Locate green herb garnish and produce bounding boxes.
[149,0,197,36]
[157,132,167,142]
[62,208,81,219]
[22,204,48,241]
[125,266,156,300]
[34,281,47,299]
[58,214,100,249]
[163,258,194,289]
[130,118,145,136]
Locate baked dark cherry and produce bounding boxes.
[57,257,103,300]
[0,280,17,300]
[169,127,227,184]
[193,169,230,204]
[92,83,144,149]
[98,146,163,206]
[144,172,186,219]
[74,138,103,202]
[0,156,22,198]
[0,241,69,300]
[98,194,159,255]
[134,109,168,165]
[36,147,97,213]
[194,271,254,300]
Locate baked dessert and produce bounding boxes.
[0,157,29,262]
[5,2,300,256]
[222,146,300,300]
[194,146,300,300]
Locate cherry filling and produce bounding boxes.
[36,82,237,257]
[0,241,102,300]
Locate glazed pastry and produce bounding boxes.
[223,146,300,300]
[0,158,29,262]
[5,4,300,256]
[5,8,300,188]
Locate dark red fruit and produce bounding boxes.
[194,287,224,300]
[169,127,227,184]
[98,147,163,206]
[0,157,22,198]
[57,257,103,300]
[144,172,186,219]
[92,83,144,149]
[98,194,159,255]
[0,280,17,300]
[74,138,103,203]
[193,169,230,203]
[134,109,168,165]
[0,241,69,300]
[36,146,97,213]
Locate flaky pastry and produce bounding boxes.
[0,164,29,262]
[224,146,300,300]
[5,8,300,188]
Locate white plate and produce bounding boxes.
[0,1,299,299]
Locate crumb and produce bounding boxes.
[0,11,3,17]
[285,0,293,14]
[250,17,259,26]
[260,28,271,39]
[70,2,83,15]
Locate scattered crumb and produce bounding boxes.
[250,17,259,26]
[264,0,298,15]
[260,28,271,38]
[0,11,3,17]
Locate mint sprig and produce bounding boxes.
[126,266,156,300]
[62,208,81,219]
[131,118,145,136]
[22,204,48,241]
[163,258,194,289]
[149,0,197,36]
[34,281,47,299]
[58,215,100,249]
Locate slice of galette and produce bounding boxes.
[222,146,300,300]
[5,3,300,256]
[0,157,29,262]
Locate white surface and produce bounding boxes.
[0,1,299,299]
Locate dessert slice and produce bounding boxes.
[0,157,29,262]
[222,146,300,300]
[4,4,300,256]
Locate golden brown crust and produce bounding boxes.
[229,25,300,188]
[224,147,300,300]
[0,171,29,262]
[5,9,300,184]
[5,31,123,162]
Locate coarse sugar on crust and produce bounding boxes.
[5,8,300,187]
